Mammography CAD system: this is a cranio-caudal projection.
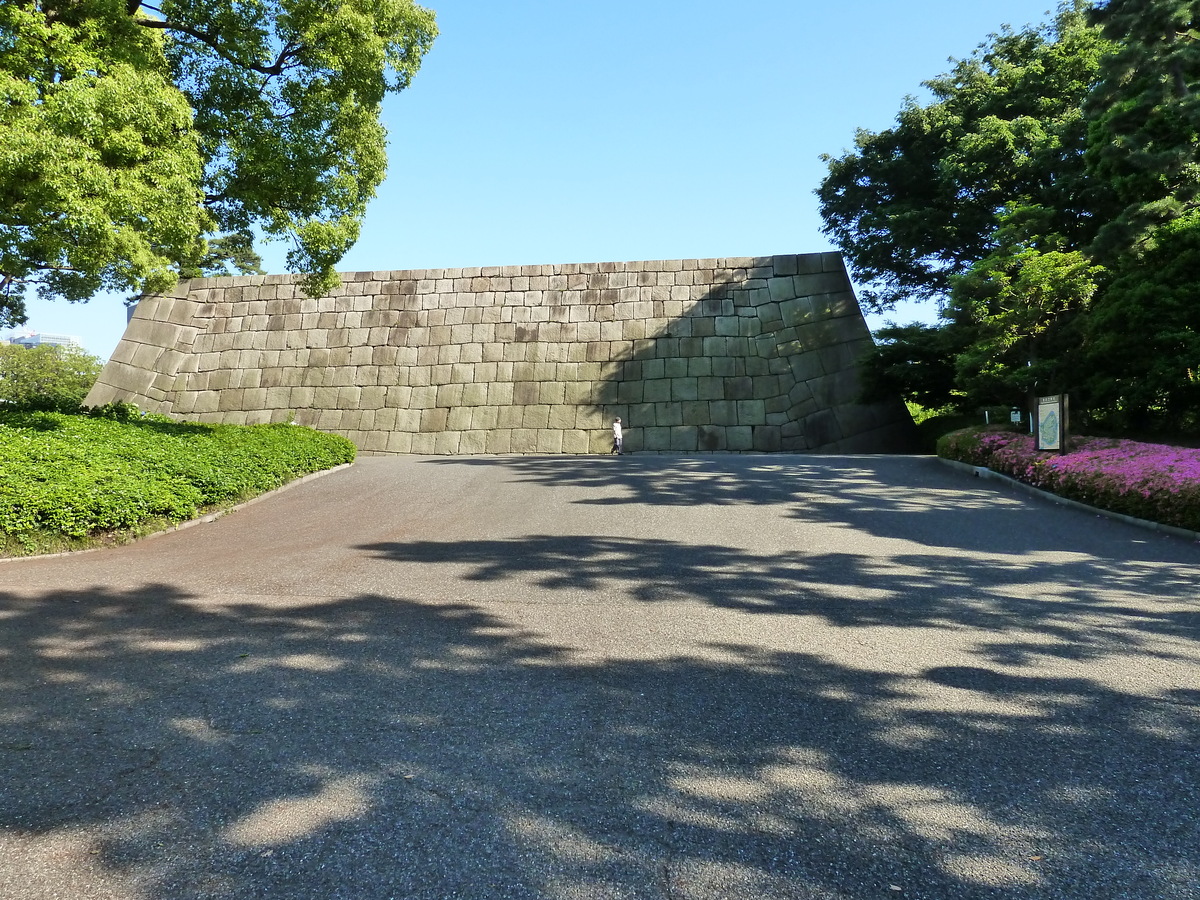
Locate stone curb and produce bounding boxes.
[0,462,355,563]
[936,457,1200,543]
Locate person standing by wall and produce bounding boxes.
[611,417,623,455]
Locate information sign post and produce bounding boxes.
[1035,394,1068,453]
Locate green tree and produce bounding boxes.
[1075,0,1200,432]
[0,0,436,327]
[1,0,207,324]
[820,0,1200,433]
[0,341,104,411]
[1085,0,1200,262]
[1083,210,1200,432]
[857,321,971,411]
[817,2,1108,312]
[946,205,1104,406]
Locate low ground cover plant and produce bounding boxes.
[938,427,1200,533]
[0,409,355,556]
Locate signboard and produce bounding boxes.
[1035,394,1068,452]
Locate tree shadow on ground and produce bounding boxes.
[357,533,1200,664]
[2,568,1198,898]
[425,454,1200,557]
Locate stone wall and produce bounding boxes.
[85,253,914,454]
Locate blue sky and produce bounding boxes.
[16,0,1063,359]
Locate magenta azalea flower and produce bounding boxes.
[940,430,1200,533]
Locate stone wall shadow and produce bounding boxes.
[587,255,914,454]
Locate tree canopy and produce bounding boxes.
[0,0,436,327]
[821,0,1200,433]
[817,2,1108,312]
[1085,0,1200,259]
[0,340,103,411]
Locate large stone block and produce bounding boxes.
[726,426,753,450]
[663,357,689,379]
[547,405,577,430]
[341,410,368,432]
[724,376,754,400]
[432,402,463,428]
[510,428,538,453]
[697,424,726,451]
[800,408,840,447]
[360,386,386,409]
[787,351,825,384]
[628,402,656,427]
[335,386,362,409]
[765,393,790,415]
[642,426,672,451]
[752,426,782,451]
[435,383,464,407]
[386,431,414,453]
[817,341,865,376]
[459,430,488,453]
[671,377,699,402]
[736,399,766,424]
[715,316,740,337]
[793,271,850,295]
[538,382,565,405]
[707,399,736,424]
[536,430,564,453]
[470,406,500,430]
[561,429,590,454]
[421,407,449,432]
[496,404,524,429]
[693,377,722,401]
[643,379,671,403]
[670,426,699,451]
[410,432,437,454]
[461,382,489,406]
[654,401,683,426]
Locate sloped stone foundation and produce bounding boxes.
[86,253,914,453]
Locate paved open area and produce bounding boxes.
[2,454,1199,899]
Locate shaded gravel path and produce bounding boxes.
[2,454,1198,899]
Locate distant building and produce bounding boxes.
[5,331,84,350]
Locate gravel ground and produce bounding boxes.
[1,454,1198,900]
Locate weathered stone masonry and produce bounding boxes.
[85,253,914,454]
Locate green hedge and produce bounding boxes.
[0,410,355,554]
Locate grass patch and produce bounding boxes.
[938,426,1200,533]
[0,410,356,557]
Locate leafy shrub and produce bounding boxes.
[84,400,144,421]
[938,426,1200,532]
[0,411,355,552]
[908,405,981,454]
[0,343,103,412]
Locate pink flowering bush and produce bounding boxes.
[938,427,1200,532]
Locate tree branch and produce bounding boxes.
[133,18,300,77]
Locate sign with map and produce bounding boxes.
[1036,394,1068,452]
